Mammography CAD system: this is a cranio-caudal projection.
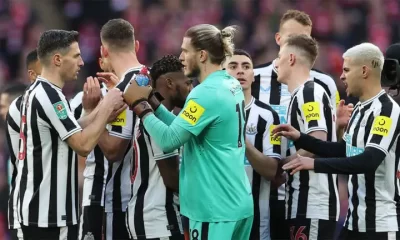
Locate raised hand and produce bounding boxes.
[123,78,153,107]
[336,100,354,129]
[82,76,102,112]
[282,154,315,175]
[271,124,301,141]
[97,72,119,89]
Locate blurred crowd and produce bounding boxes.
[1,0,400,238]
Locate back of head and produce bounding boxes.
[284,34,318,68]
[150,55,183,88]
[26,49,39,69]
[37,30,79,66]
[343,43,384,75]
[100,18,135,52]
[185,24,237,65]
[280,10,312,30]
[2,83,27,101]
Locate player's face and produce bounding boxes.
[340,57,362,98]
[275,45,291,84]
[180,37,201,78]
[0,93,10,121]
[276,20,312,46]
[170,72,193,108]
[60,42,84,81]
[226,55,254,91]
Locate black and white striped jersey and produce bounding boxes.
[16,77,82,227]
[342,90,400,232]
[126,117,182,239]
[104,66,142,213]
[286,80,339,221]
[244,97,281,239]
[253,61,339,201]
[6,95,22,229]
[70,88,110,207]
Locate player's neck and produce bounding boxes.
[40,68,64,89]
[287,70,310,93]
[111,53,142,79]
[359,84,382,102]
[244,88,252,106]
[198,63,222,83]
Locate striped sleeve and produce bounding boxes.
[298,84,328,134]
[262,108,281,160]
[6,97,22,164]
[37,84,81,141]
[366,100,400,155]
[148,131,179,161]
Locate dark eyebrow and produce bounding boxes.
[228,62,238,65]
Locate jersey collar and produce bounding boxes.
[291,78,314,96]
[37,76,62,91]
[357,89,386,108]
[119,65,144,81]
[245,96,255,110]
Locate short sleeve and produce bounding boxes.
[263,110,281,159]
[108,107,134,140]
[148,131,179,161]
[299,86,328,134]
[173,88,218,136]
[37,85,81,141]
[366,105,400,155]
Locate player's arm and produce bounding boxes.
[245,112,281,180]
[142,95,215,153]
[149,135,180,192]
[148,93,177,125]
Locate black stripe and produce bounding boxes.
[116,71,136,93]
[41,82,77,132]
[201,222,209,240]
[134,123,149,237]
[314,78,332,98]
[35,98,61,226]
[302,81,318,129]
[75,151,79,220]
[369,95,394,146]
[269,71,280,105]
[165,188,180,235]
[394,137,400,231]
[66,147,73,224]
[252,74,260,99]
[6,119,17,227]
[250,116,266,240]
[28,97,43,226]
[111,144,131,211]
[7,112,20,133]
[74,103,82,120]
[270,107,281,156]
[91,146,106,204]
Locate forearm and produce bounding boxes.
[154,105,177,126]
[77,107,99,128]
[245,142,279,180]
[295,133,346,158]
[314,148,386,174]
[143,113,191,152]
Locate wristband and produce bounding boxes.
[148,91,164,110]
[130,99,153,118]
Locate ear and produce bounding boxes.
[166,77,173,88]
[135,40,140,53]
[275,32,281,46]
[199,50,207,63]
[362,65,368,78]
[289,53,296,66]
[27,69,35,80]
[101,45,109,58]
[53,54,62,67]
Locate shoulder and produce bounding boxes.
[375,93,400,115]
[253,99,278,120]
[70,91,83,107]
[8,96,22,119]
[310,69,337,89]
[254,61,274,75]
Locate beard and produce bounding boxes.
[186,64,201,79]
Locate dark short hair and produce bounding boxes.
[150,55,183,88]
[233,49,252,62]
[1,83,27,100]
[37,30,79,65]
[280,10,312,29]
[26,49,39,69]
[285,34,318,65]
[100,19,135,51]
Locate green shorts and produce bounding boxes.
[188,216,253,240]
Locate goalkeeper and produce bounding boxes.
[124,24,254,240]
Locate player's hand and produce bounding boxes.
[102,88,125,116]
[336,100,354,129]
[123,79,153,107]
[107,104,128,123]
[97,72,119,89]
[271,170,287,189]
[82,76,101,112]
[282,154,315,175]
[271,124,300,141]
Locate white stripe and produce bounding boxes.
[388,231,397,240]
[78,212,84,240]
[59,226,68,240]
[309,219,319,240]
[106,213,113,240]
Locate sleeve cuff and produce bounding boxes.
[109,132,132,140]
[154,152,179,161]
[305,127,327,135]
[61,127,82,141]
[365,143,389,156]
